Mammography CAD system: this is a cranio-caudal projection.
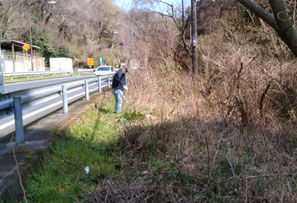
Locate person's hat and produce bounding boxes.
[122,66,128,72]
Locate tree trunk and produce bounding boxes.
[237,0,297,57]
[269,0,297,56]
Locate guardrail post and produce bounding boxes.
[0,59,4,94]
[108,75,111,88]
[62,85,68,114]
[98,77,102,93]
[13,97,24,144]
[85,80,89,101]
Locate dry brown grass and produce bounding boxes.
[108,44,296,201]
[90,20,297,202]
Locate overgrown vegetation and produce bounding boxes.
[88,68,295,202]
[89,1,297,201]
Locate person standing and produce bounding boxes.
[112,66,128,113]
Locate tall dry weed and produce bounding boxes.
[91,15,297,201]
[114,36,297,201]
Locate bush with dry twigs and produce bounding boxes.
[89,61,296,201]
[90,7,297,202]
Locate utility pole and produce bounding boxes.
[27,0,56,72]
[29,17,33,71]
[191,0,198,75]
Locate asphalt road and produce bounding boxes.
[0,82,102,138]
[3,75,98,93]
[0,75,111,139]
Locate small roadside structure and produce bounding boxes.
[0,40,45,73]
[49,58,73,73]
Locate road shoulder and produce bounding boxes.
[0,92,109,200]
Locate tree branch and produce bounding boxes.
[237,0,297,56]
[236,0,278,30]
[269,0,297,56]
[158,0,173,8]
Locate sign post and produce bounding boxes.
[99,57,103,65]
[22,44,30,73]
[87,58,94,68]
[22,44,30,52]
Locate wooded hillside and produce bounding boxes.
[0,0,123,66]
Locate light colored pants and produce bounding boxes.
[112,89,123,113]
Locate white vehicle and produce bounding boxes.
[93,66,114,76]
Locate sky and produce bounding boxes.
[113,0,189,11]
[113,0,133,10]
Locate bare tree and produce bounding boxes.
[237,0,297,57]
[0,0,28,39]
[148,1,190,55]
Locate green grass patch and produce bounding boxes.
[4,75,62,83]
[3,73,90,83]
[121,111,145,121]
[23,99,124,202]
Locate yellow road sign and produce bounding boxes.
[87,58,94,66]
[22,44,30,52]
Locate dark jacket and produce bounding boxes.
[112,69,126,90]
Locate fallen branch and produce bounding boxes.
[10,135,28,203]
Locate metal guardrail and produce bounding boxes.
[3,70,71,78]
[77,69,94,73]
[0,74,114,143]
